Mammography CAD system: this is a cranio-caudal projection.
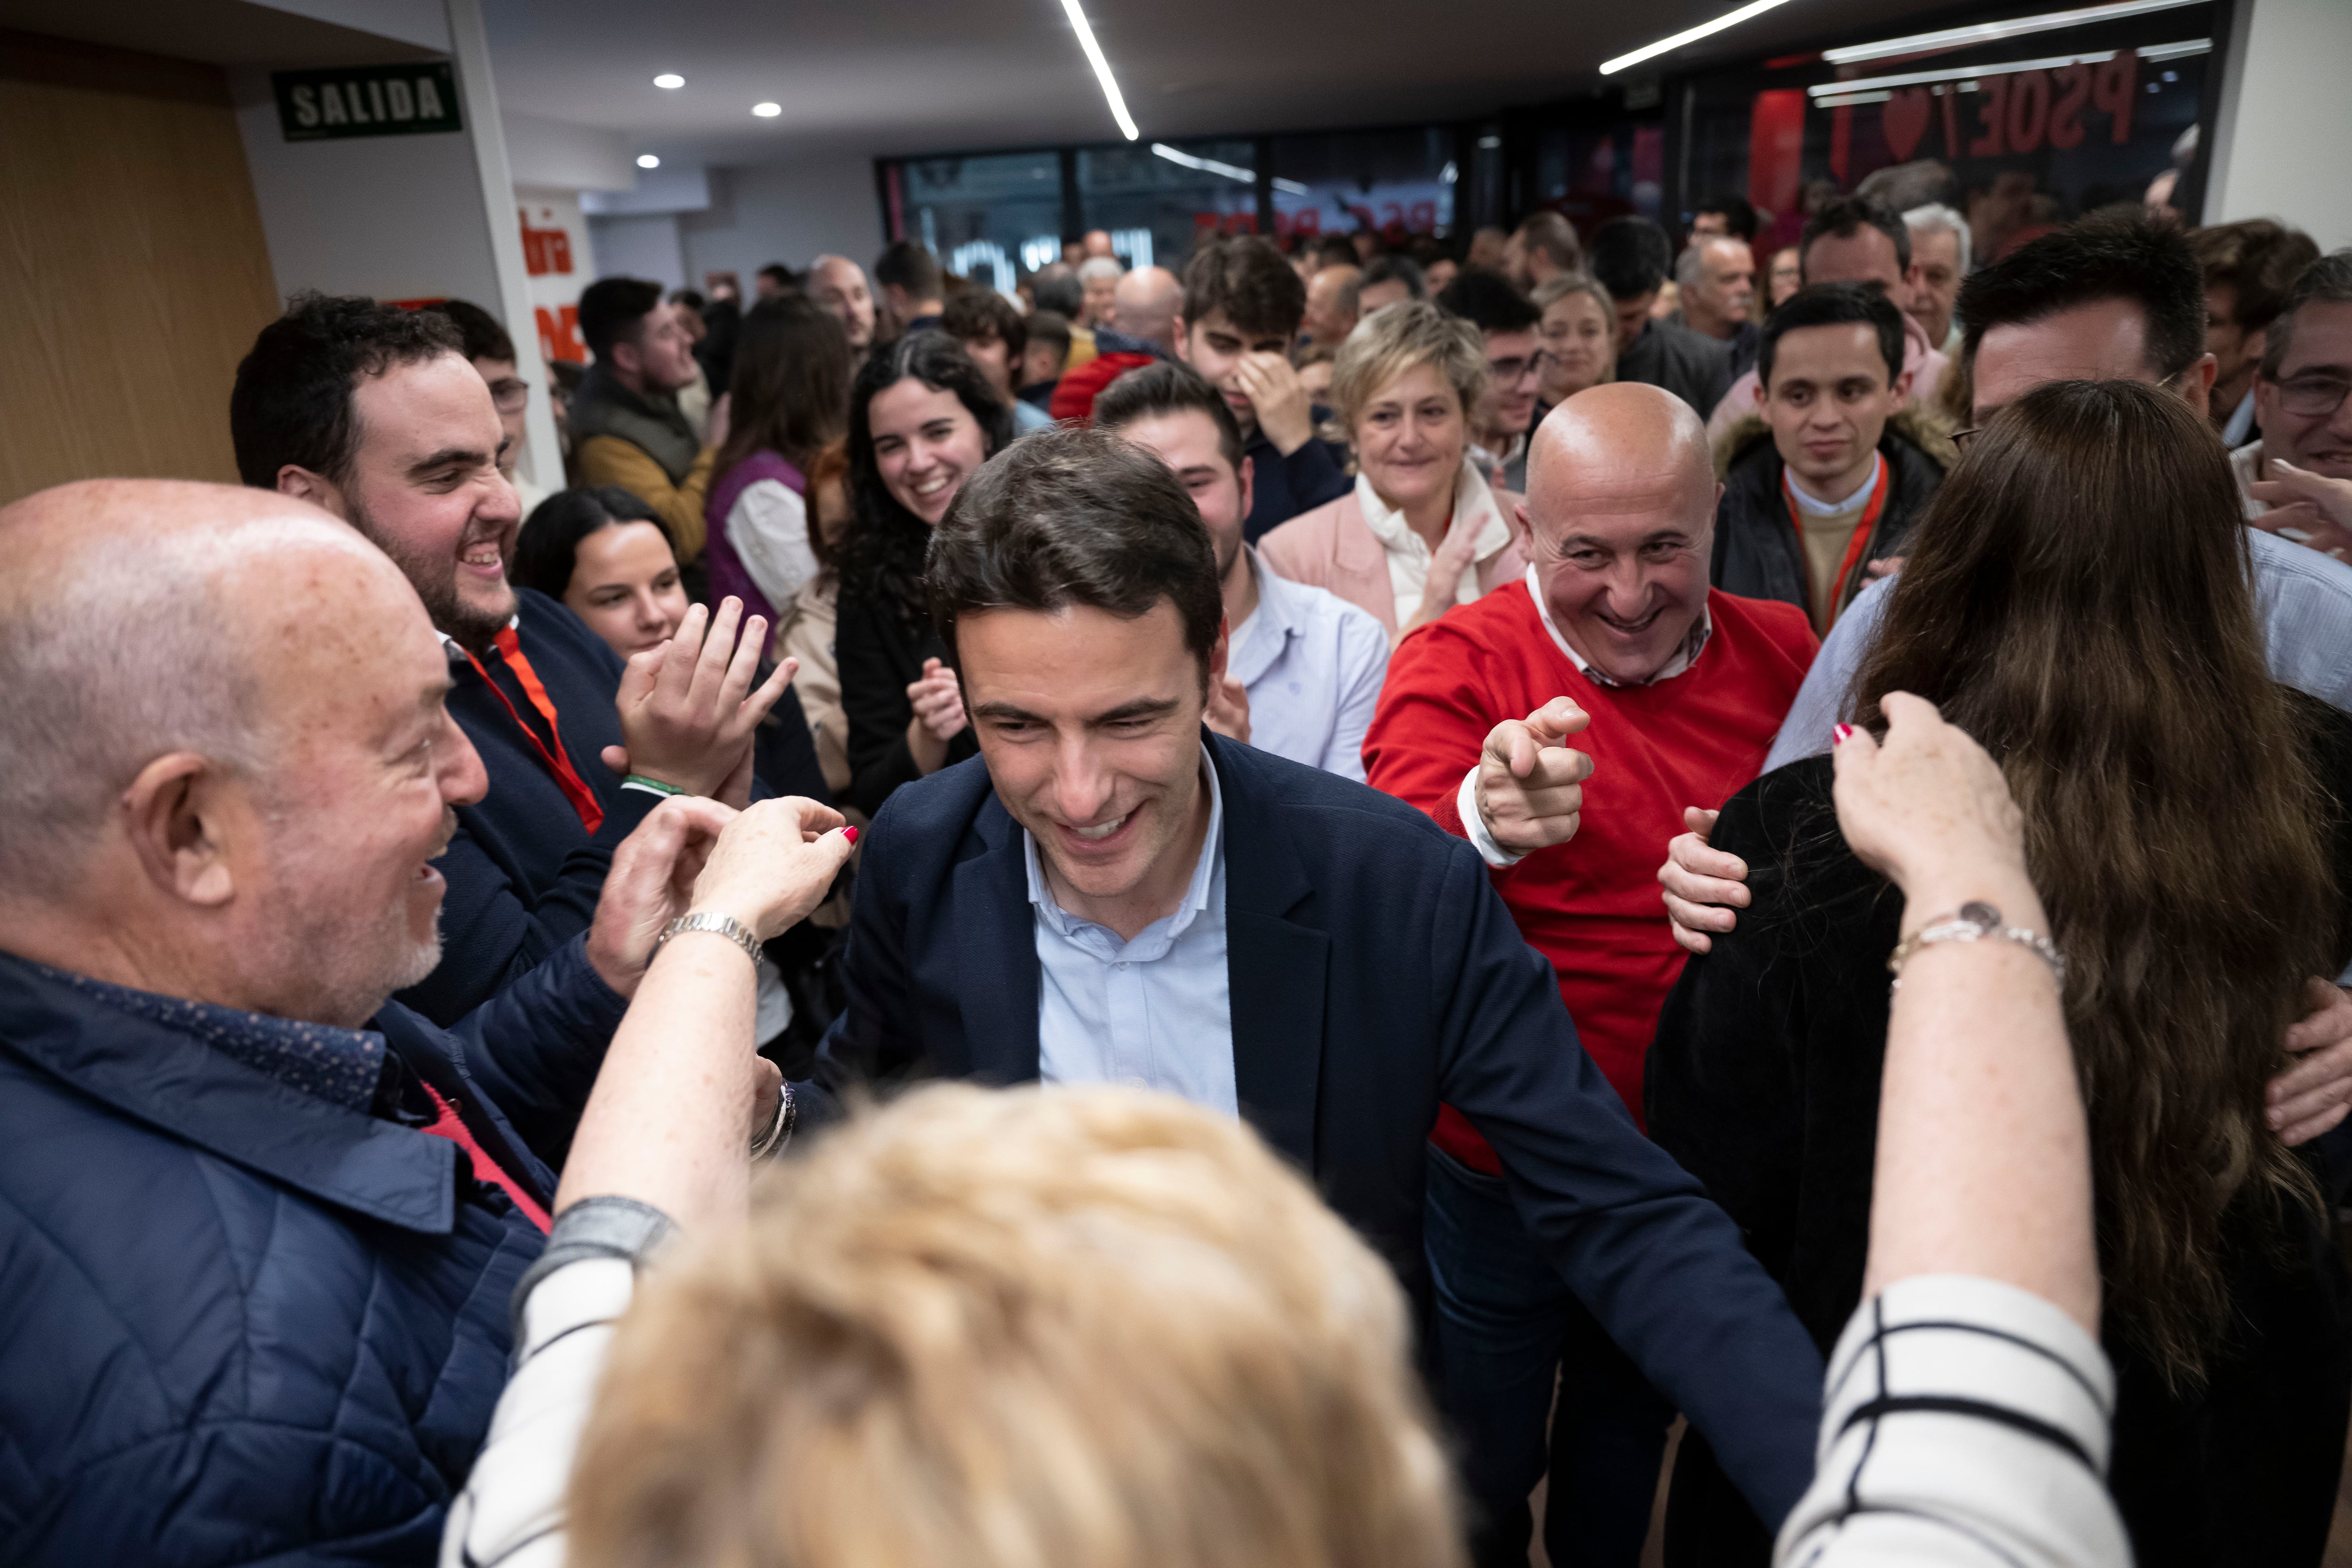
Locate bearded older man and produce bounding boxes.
[1364,382,1817,1568]
[0,480,849,1566]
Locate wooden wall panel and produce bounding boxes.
[0,32,282,501]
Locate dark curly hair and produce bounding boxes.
[840,333,1014,627]
[230,292,463,487]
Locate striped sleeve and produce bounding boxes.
[1776,1274,2130,1568]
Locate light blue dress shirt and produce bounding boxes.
[1764,525,2352,773]
[1227,549,1391,781]
[1026,747,1236,1114]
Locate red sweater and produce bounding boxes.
[1365,581,1815,1168]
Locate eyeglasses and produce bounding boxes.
[2273,373,2352,419]
[1489,356,1542,385]
[489,379,532,414]
[1954,366,2197,452]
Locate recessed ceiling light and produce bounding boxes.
[653,73,684,89]
[1057,0,1139,141]
[753,101,781,117]
[1601,0,1800,76]
[636,153,661,169]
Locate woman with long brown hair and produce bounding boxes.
[1648,379,2352,1568]
[703,295,854,629]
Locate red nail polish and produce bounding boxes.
[1833,723,1855,744]
[843,826,859,844]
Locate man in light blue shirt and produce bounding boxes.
[1029,743,1235,1109]
[1097,361,1390,780]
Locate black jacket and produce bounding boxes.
[809,731,1828,1530]
[1709,412,1952,627]
[1616,318,1733,421]
[1645,702,2352,1568]
[836,584,980,819]
[400,589,825,1027]
[1241,409,1353,544]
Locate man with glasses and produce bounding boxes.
[425,299,548,514]
[1437,267,1545,493]
[2238,252,2352,557]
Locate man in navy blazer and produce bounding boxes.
[809,428,1824,1532]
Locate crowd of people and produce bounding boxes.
[4,174,2352,1568]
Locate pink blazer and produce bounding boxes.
[1258,489,1529,640]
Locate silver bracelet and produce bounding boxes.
[1887,901,2066,991]
[652,911,763,968]
[749,1079,795,1159]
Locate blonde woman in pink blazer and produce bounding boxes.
[1260,300,1527,645]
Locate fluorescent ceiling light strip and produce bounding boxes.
[2137,36,2211,59]
[1152,142,1253,183]
[1823,0,2201,63]
[1815,90,1894,106]
[1809,49,2114,96]
[1272,177,1311,195]
[1600,0,1798,76]
[1058,0,1139,141]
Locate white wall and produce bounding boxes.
[504,111,632,192]
[588,213,688,289]
[2205,0,2352,251]
[679,157,884,289]
[230,64,504,304]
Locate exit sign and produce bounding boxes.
[273,63,462,141]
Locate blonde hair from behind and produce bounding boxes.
[1328,298,1490,439]
[568,1082,1464,1568]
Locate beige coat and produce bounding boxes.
[1258,489,1529,640]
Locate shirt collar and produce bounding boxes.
[24,959,387,1113]
[1784,450,1883,516]
[1023,743,1224,947]
[2222,387,2258,449]
[1355,459,1514,565]
[1522,567,1713,689]
[1226,549,1296,688]
[439,613,523,661]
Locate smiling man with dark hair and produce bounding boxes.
[806,422,1826,1563]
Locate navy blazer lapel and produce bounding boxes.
[1210,735,1328,1170]
[952,793,1044,1084]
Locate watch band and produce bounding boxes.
[652,911,764,968]
[1887,900,2066,990]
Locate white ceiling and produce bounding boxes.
[478,0,1977,167]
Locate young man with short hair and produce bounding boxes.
[1688,193,1759,245]
[808,424,1824,1552]
[1707,198,1951,441]
[423,297,549,513]
[2192,218,2322,447]
[1174,237,1353,541]
[232,295,799,1032]
[941,290,1056,434]
[1019,310,1072,407]
[569,277,724,558]
[1095,360,1389,779]
[1589,216,1733,419]
[873,240,946,338]
[1436,268,1545,492]
[1711,284,1949,634]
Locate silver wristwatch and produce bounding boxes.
[652,911,763,967]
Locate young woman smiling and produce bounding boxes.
[834,334,1013,817]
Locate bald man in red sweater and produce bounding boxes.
[1364,382,1814,1568]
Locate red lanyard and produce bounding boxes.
[463,627,605,834]
[1782,456,1891,628]
[416,1081,551,1234]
